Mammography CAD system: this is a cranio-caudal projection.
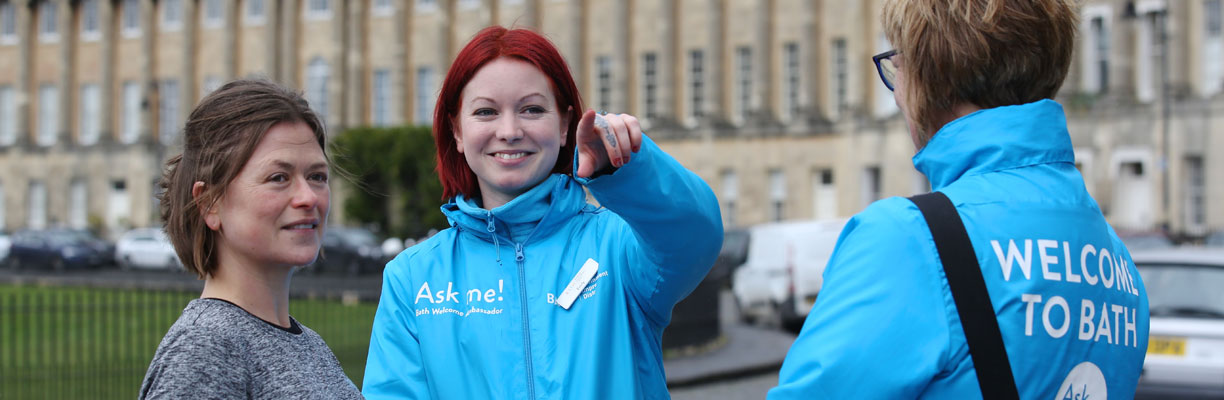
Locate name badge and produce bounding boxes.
[557,259,599,310]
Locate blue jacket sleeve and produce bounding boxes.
[574,134,724,325]
[363,258,430,399]
[768,198,955,400]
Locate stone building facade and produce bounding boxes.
[0,0,1220,239]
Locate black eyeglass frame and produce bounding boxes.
[873,49,898,92]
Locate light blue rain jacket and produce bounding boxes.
[363,135,723,399]
[769,100,1149,399]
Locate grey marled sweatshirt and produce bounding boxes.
[139,298,363,399]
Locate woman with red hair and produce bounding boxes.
[363,26,723,399]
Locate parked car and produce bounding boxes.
[115,228,181,270]
[1205,231,1224,248]
[708,228,749,283]
[310,227,386,275]
[6,229,111,271]
[1133,248,1224,399]
[1118,230,1175,250]
[731,218,848,331]
[0,231,10,265]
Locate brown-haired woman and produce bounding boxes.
[770,0,1148,399]
[139,79,362,399]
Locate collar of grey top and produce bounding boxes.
[200,298,304,335]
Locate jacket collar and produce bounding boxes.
[441,174,585,243]
[914,99,1075,191]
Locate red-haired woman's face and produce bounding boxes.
[453,58,569,208]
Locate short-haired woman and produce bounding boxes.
[361,26,723,399]
[139,79,362,399]
[770,1,1149,398]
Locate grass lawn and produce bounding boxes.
[0,284,377,399]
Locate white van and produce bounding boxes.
[731,218,848,330]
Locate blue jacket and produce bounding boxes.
[363,136,723,399]
[769,100,1149,399]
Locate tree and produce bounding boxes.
[331,125,448,239]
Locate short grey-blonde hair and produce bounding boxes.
[882,0,1078,143]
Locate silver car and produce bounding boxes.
[1133,248,1224,399]
[115,228,181,270]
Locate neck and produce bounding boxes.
[200,249,294,328]
[916,102,983,150]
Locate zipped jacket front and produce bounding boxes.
[363,135,723,399]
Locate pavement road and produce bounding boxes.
[670,372,779,400]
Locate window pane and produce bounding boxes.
[596,56,611,112]
[736,47,752,122]
[82,0,100,35]
[642,52,657,119]
[690,50,704,119]
[307,58,330,123]
[29,181,47,230]
[159,80,180,144]
[80,84,100,145]
[40,1,58,36]
[123,0,140,31]
[372,69,391,126]
[785,42,800,119]
[70,180,88,229]
[416,66,436,125]
[38,85,58,146]
[0,86,14,146]
[1,2,15,37]
[122,82,141,143]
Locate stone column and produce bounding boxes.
[15,1,30,146]
[525,0,540,29]
[265,0,281,82]
[614,0,630,113]
[488,0,499,28]
[806,0,825,123]
[441,0,454,72]
[280,0,300,86]
[667,0,681,128]
[182,0,197,113]
[140,0,154,145]
[57,0,73,146]
[755,0,776,123]
[344,0,364,127]
[222,0,237,80]
[573,0,587,93]
[707,0,725,127]
[98,0,114,144]
[395,0,411,125]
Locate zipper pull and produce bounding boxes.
[515,243,525,262]
[486,211,496,233]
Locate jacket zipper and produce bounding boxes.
[515,241,536,399]
[488,212,535,399]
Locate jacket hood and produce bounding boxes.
[913,99,1075,191]
[440,174,586,244]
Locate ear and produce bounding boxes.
[559,106,572,147]
[451,116,465,154]
[193,181,222,231]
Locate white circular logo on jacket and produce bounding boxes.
[1053,361,1107,400]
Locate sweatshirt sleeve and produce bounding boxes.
[139,327,249,399]
[363,259,431,399]
[768,198,954,400]
[574,134,724,325]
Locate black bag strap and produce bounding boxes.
[909,192,1020,400]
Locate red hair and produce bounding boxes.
[433,26,583,200]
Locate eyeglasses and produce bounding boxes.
[873,49,898,92]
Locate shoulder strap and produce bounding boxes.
[909,192,1020,400]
